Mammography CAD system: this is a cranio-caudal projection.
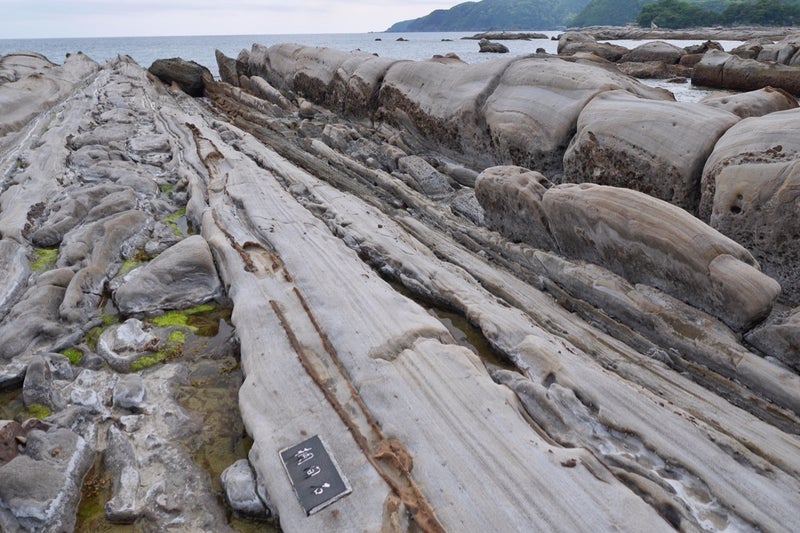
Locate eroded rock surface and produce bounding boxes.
[563,89,740,213]
[0,45,799,533]
[700,107,800,301]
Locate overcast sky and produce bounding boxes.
[0,0,457,39]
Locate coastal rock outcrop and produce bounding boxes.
[556,32,629,62]
[563,89,740,213]
[2,44,800,533]
[700,107,800,302]
[148,58,213,97]
[692,49,800,96]
[620,40,685,64]
[700,86,799,118]
[228,43,672,175]
[478,39,509,53]
[476,173,780,331]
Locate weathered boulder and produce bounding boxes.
[616,60,692,79]
[0,51,98,137]
[544,184,780,330]
[397,155,454,198]
[621,41,685,64]
[693,50,800,96]
[477,57,673,174]
[113,374,146,411]
[242,43,402,117]
[0,269,73,361]
[476,173,780,330]
[732,34,800,65]
[22,355,57,409]
[557,32,629,62]
[0,239,29,318]
[475,166,556,250]
[220,459,272,519]
[563,90,739,213]
[148,58,213,97]
[215,49,244,86]
[113,235,221,315]
[96,319,159,373]
[746,306,800,372]
[478,39,509,53]
[701,86,799,118]
[0,426,94,532]
[104,424,142,523]
[700,107,800,302]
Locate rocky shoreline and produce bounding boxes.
[0,31,799,532]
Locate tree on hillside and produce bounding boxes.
[570,0,648,26]
[636,0,719,27]
[721,0,800,25]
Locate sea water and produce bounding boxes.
[0,32,743,101]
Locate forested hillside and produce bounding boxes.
[386,0,800,32]
[386,0,590,31]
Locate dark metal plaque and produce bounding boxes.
[279,435,352,516]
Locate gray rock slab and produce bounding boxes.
[113,235,221,315]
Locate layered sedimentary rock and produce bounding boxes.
[563,89,740,213]
[476,174,780,331]
[1,45,799,533]
[693,49,800,96]
[700,107,800,302]
[700,86,799,118]
[230,42,672,175]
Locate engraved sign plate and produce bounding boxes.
[279,435,352,516]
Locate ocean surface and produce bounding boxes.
[0,32,744,101]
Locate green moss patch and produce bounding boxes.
[149,303,216,331]
[31,247,58,271]
[60,347,83,365]
[26,403,51,419]
[129,352,165,372]
[164,207,187,237]
[168,329,186,344]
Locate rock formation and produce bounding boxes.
[0,42,799,533]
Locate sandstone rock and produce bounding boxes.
[475,166,556,250]
[397,155,454,198]
[683,40,724,55]
[621,41,685,64]
[542,184,780,330]
[104,425,142,523]
[215,49,244,86]
[0,420,23,465]
[148,58,213,97]
[478,39,509,53]
[701,86,799,118]
[563,90,739,213]
[113,374,147,411]
[29,183,136,247]
[557,32,629,62]
[476,175,779,331]
[0,239,29,318]
[746,306,800,371]
[616,61,692,79]
[96,319,159,373]
[113,235,221,315]
[478,57,673,174]
[0,275,71,361]
[0,52,98,137]
[693,50,800,96]
[700,107,800,302]
[22,355,56,409]
[220,459,271,519]
[0,427,93,531]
